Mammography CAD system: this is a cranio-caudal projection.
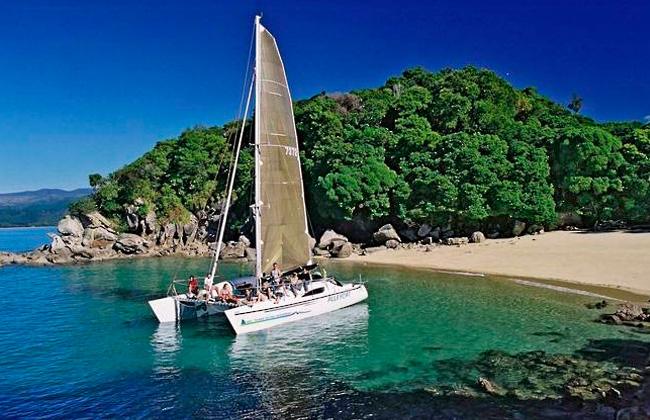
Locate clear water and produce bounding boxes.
[0,226,55,252]
[0,228,647,418]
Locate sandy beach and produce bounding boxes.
[344,230,650,295]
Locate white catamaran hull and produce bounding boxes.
[224,281,368,334]
[148,294,234,323]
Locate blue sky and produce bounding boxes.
[1,0,648,193]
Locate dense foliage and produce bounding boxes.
[78,67,650,238]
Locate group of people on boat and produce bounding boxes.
[187,273,238,304]
[186,262,318,305]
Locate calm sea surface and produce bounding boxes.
[0,226,55,252]
[0,228,647,418]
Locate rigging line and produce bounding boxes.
[210,72,256,279]
[205,26,256,275]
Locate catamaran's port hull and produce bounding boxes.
[224,283,368,334]
[148,294,233,323]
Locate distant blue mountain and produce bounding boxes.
[0,188,92,227]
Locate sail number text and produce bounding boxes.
[283,146,299,157]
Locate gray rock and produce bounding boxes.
[385,239,400,249]
[512,220,527,236]
[219,241,246,259]
[245,247,256,261]
[313,247,331,257]
[126,211,139,231]
[430,227,441,240]
[527,224,544,234]
[238,235,251,248]
[114,233,148,254]
[487,232,500,239]
[144,211,158,234]
[308,236,316,252]
[399,228,418,242]
[363,245,387,254]
[80,211,113,229]
[444,237,469,246]
[470,231,486,243]
[331,241,353,258]
[93,226,118,242]
[49,234,69,253]
[57,216,84,237]
[373,224,401,244]
[417,224,432,238]
[318,230,348,249]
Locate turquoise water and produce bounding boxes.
[0,228,647,417]
[0,226,55,252]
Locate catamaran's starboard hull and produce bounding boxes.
[224,282,368,334]
[148,295,233,323]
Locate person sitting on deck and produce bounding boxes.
[218,283,239,304]
[258,280,275,302]
[187,276,199,297]
[289,273,302,297]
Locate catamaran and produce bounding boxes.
[148,15,368,334]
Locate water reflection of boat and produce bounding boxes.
[228,303,369,368]
[150,322,182,375]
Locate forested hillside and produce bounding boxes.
[0,188,92,227]
[76,67,650,240]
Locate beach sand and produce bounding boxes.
[343,230,650,295]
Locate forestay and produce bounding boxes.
[255,22,311,275]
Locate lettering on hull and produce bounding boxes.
[328,291,350,302]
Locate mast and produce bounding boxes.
[253,15,263,281]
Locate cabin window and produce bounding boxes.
[302,287,325,297]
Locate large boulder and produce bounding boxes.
[114,233,148,254]
[82,226,117,248]
[470,231,486,243]
[49,234,69,253]
[220,241,247,259]
[318,230,348,249]
[238,235,251,248]
[144,211,158,235]
[330,241,353,258]
[385,239,400,249]
[512,220,527,237]
[182,214,199,239]
[57,216,84,237]
[80,211,113,229]
[399,228,418,242]
[373,224,401,244]
[417,224,432,238]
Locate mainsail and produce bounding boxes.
[254,17,311,276]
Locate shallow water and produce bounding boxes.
[0,228,647,418]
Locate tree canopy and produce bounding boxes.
[77,67,650,238]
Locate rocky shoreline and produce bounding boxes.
[0,205,547,268]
